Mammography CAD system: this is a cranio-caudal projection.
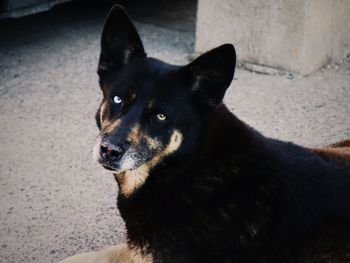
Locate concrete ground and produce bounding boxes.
[0,0,349,262]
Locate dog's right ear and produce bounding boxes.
[182,44,236,111]
[98,5,146,85]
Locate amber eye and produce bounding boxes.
[156,113,166,121]
[113,96,122,104]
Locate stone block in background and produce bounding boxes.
[195,0,350,75]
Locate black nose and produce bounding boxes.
[100,141,123,161]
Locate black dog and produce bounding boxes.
[60,5,350,263]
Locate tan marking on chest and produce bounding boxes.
[115,165,150,197]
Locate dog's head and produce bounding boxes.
[94,5,236,179]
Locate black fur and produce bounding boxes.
[117,107,350,263]
[96,5,350,263]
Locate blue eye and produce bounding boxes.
[113,96,122,104]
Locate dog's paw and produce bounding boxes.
[58,244,134,263]
[58,251,101,263]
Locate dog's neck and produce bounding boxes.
[116,104,344,262]
[116,105,279,256]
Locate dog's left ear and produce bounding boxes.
[98,5,146,84]
[182,44,236,110]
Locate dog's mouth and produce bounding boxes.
[100,163,118,171]
[94,147,146,173]
[94,154,120,171]
[99,159,145,174]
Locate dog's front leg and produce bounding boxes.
[59,243,150,263]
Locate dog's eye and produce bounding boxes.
[113,96,122,104]
[156,113,167,121]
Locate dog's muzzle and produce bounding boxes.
[98,140,125,170]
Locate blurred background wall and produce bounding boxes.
[196,0,350,75]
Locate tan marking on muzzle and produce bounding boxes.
[100,101,108,123]
[146,129,183,169]
[114,129,183,197]
[127,124,142,144]
[144,135,161,150]
[104,119,122,133]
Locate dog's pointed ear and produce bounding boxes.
[182,44,236,110]
[98,5,146,84]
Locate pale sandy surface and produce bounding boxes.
[0,0,349,262]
